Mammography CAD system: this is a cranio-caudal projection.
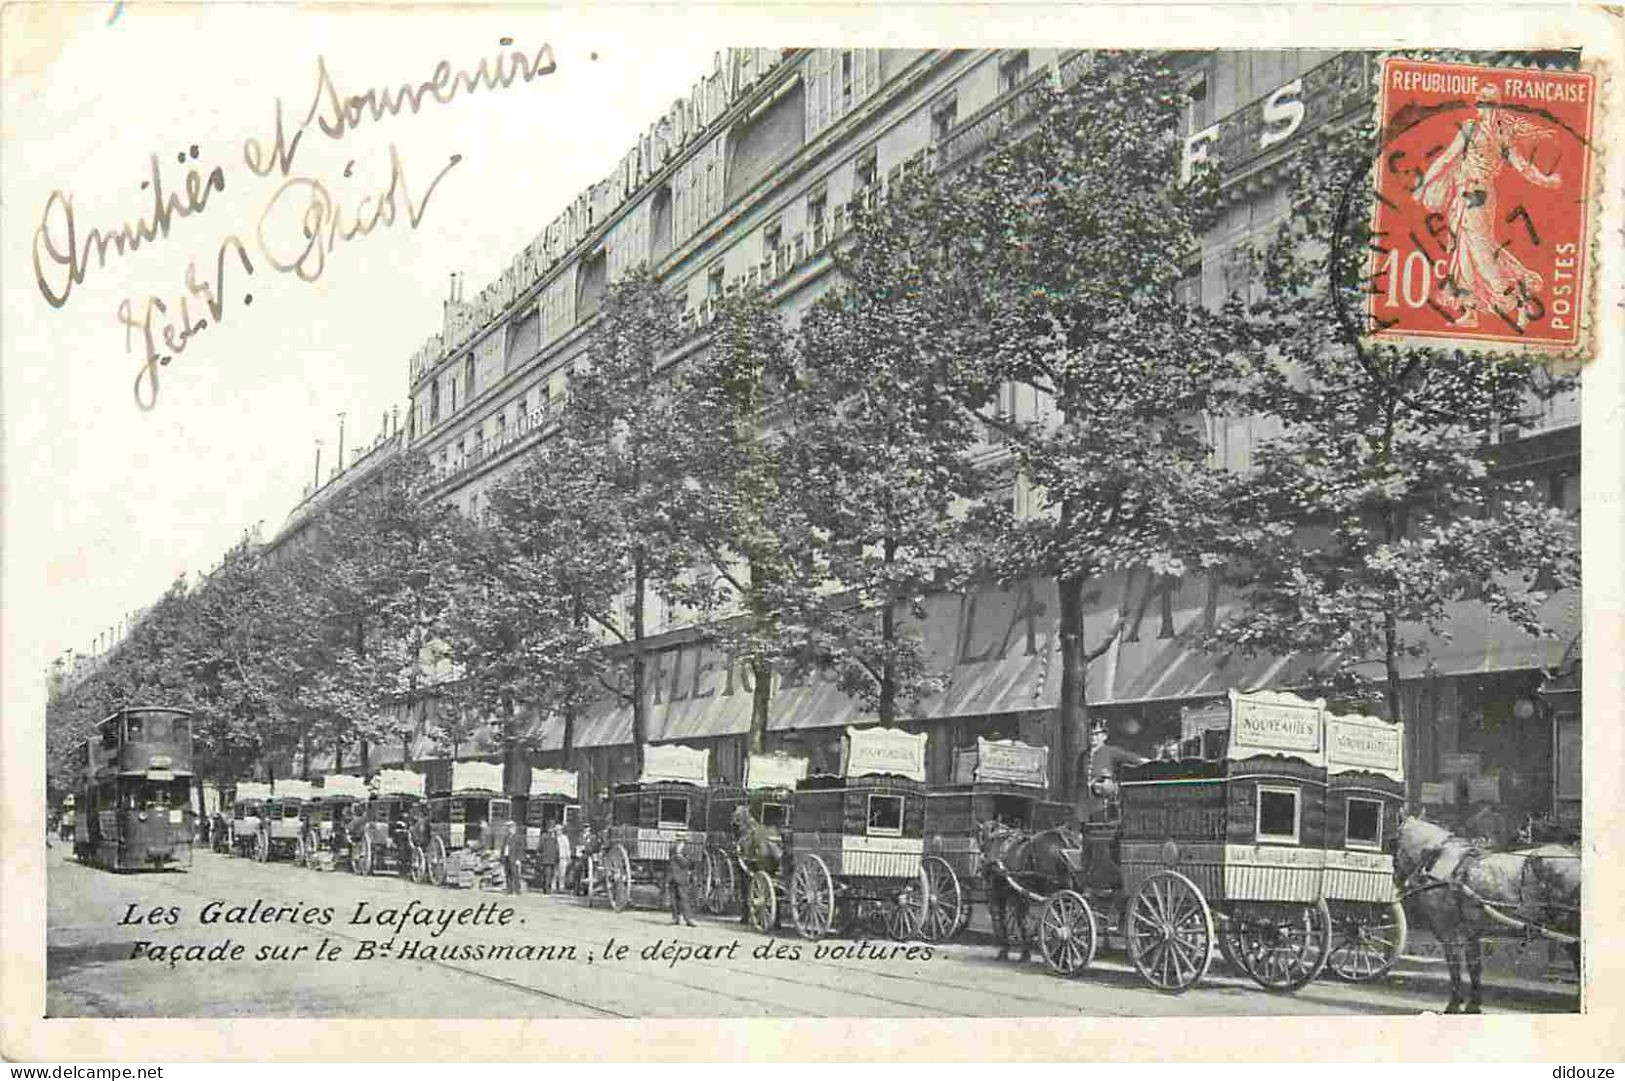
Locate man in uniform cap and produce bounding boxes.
[1076,719,1146,824]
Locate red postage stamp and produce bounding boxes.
[1369,58,1598,351]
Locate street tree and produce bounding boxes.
[883,54,1253,793]
[771,215,993,726]
[1204,119,1581,732]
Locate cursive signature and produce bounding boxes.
[257,144,461,283]
[33,150,227,309]
[125,146,460,409]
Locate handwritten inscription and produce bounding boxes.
[29,41,556,409]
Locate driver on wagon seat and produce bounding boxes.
[1075,720,1146,825]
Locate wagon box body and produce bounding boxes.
[608,780,708,861]
[790,775,925,879]
[1324,712,1407,906]
[1120,688,1330,907]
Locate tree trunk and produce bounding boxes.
[749,656,772,755]
[334,738,345,775]
[878,602,897,726]
[631,550,647,777]
[1055,571,1086,804]
[301,730,311,780]
[359,737,370,776]
[747,562,772,754]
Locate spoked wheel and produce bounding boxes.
[1038,890,1099,977]
[886,868,930,942]
[409,842,428,885]
[1227,898,1333,992]
[358,833,376,877]
[789,854,836,940]
[605,844,633,912]
[706,848,737,916]
[920,856,963,943]
[293,833,307,868]
[747,870,778,932]
[254,831,269,862]
[427,836,448,887]
[1126,870,1215,993]
[1325,900,1407,983]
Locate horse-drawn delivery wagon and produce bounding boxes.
[352,768,426,880]
[231,782,270,859]
[518,768,581,887]
[973,690,1344,993]
[299,774,370,871]
[703,753,807,917]
[260,780,313,862]
[1321,711,1409,981]
[744,726,931,941]
[425,759,512,889]
[920,738,1069,942]
[596,744,710,912]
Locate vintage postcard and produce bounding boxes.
[3,1,1622,1064]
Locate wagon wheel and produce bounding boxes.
[1038,890,1099,977]
[920,856,963,943]
[1326,900,1408,983]
[427,836,448,887]
[1228,898,1333,992]
[1125,870,1215,994]
[409,841,428,885]
[747,870,778,932]
[355,832,375,876]
[790,853,836,940]
[886,867,931,942]
[254,829,269,863]
[605,844,633,912]
[1217,919,1249,975]
[706,847,738,916]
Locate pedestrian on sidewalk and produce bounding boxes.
[553,826,572,893]
[538,822,559,894]
[502,819,525,896]
[667,846,697,927]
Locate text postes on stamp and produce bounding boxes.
[1369,58,1598,351]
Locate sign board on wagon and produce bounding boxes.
[370,769,425,799]
[272,779,315,801]
[1227,689,1326,766]
[745,753,808,791]
[529,768,579,800]
[639,743,709,786]
[842,726,927,783]
[1326,712,1404,781]
[319,774,370,800]
[234,781,272,802]
[970,738,1048,788]
[450,760,504,794]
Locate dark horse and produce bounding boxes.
[977,821,1085,961]
[1394,817,1581,1013]
[731,805,782,926]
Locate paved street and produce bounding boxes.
[46,846,1579,1018]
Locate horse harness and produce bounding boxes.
[1403,836,1580,942]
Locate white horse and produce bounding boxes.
[1393,817,1580,1013]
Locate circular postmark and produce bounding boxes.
[1327,54,1600,361]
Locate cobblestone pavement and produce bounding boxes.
[45,847,1581,1018]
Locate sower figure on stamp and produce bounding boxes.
[666,845,697,927]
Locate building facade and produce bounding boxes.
[317,48,1578,837]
